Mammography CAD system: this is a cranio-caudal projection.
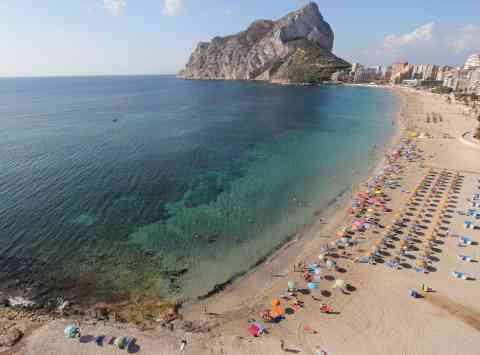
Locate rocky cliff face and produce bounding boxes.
[180,2,350,83]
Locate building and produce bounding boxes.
[469,68,480,95]
[351,62,362,74]
[391,64,413,84]
[381,66,392,81]
[402,79,419,87]
[353,67,377,83]
[331,71,347,82]
[424,64,439,80]
[410,64,439,80]
[436,66,453,81]
[419,80,443,88]
[464,54,480,70]
[391,62,409,78]
[443,68,474,92]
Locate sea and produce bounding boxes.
[0,76,398,305]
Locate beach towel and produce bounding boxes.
[248,324,260,337]
[114,337,127,349]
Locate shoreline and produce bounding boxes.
[6,86,480,355]
[1,84,403,341]
[0,84,399,312]
[181,85,404,316]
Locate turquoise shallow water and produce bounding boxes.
[0,76,398,304]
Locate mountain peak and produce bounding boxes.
[180,2,349,83]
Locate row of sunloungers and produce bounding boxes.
[452,177,480,280]
[379,169,461,273]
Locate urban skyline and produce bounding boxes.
[332,53,480,95]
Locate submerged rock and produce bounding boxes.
[180,2,349,83]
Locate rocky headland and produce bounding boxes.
[179,2,350,84]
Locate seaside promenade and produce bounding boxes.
[6,88,480,355]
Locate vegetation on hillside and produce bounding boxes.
[282,40,350,83]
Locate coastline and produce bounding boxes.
[181,85,404,315]
[6,86,480,355]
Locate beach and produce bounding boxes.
[4,87,480,355]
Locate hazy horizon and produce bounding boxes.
[2,0,479,77]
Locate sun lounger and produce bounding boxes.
[409,289,421,298]
[386,260,400,269]
[357,256,370,263]
[458,236,474,246]
[459,255,473,262]
[464,221,476,229]
[452,271,468,280]
[467,209,480,217]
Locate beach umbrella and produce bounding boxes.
[318,254,326,262]
[271,299,280,307]
[271,306,284,318]
[326,260,336,269]
[332,279,345,289]
[307,282,318,290]
[416,260,427,268]
[287,281,296,290]
[64,325,80,338]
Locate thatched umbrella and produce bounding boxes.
[416,260,427,268]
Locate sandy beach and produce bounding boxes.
[3,87,480,355]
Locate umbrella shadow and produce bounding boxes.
[79,335,95,344]
[321,290,332,297]
[345,284,357,292]
[127,340,141,354]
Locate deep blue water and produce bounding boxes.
[0,76,397,304]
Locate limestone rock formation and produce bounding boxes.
[180,2,350,83]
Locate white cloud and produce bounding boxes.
[447,24,480,54]
[163,0,184,16]
[103,0,126,16]
[350,21,480,66]
[383,22,435,51]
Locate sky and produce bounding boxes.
[1,0,479,76]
